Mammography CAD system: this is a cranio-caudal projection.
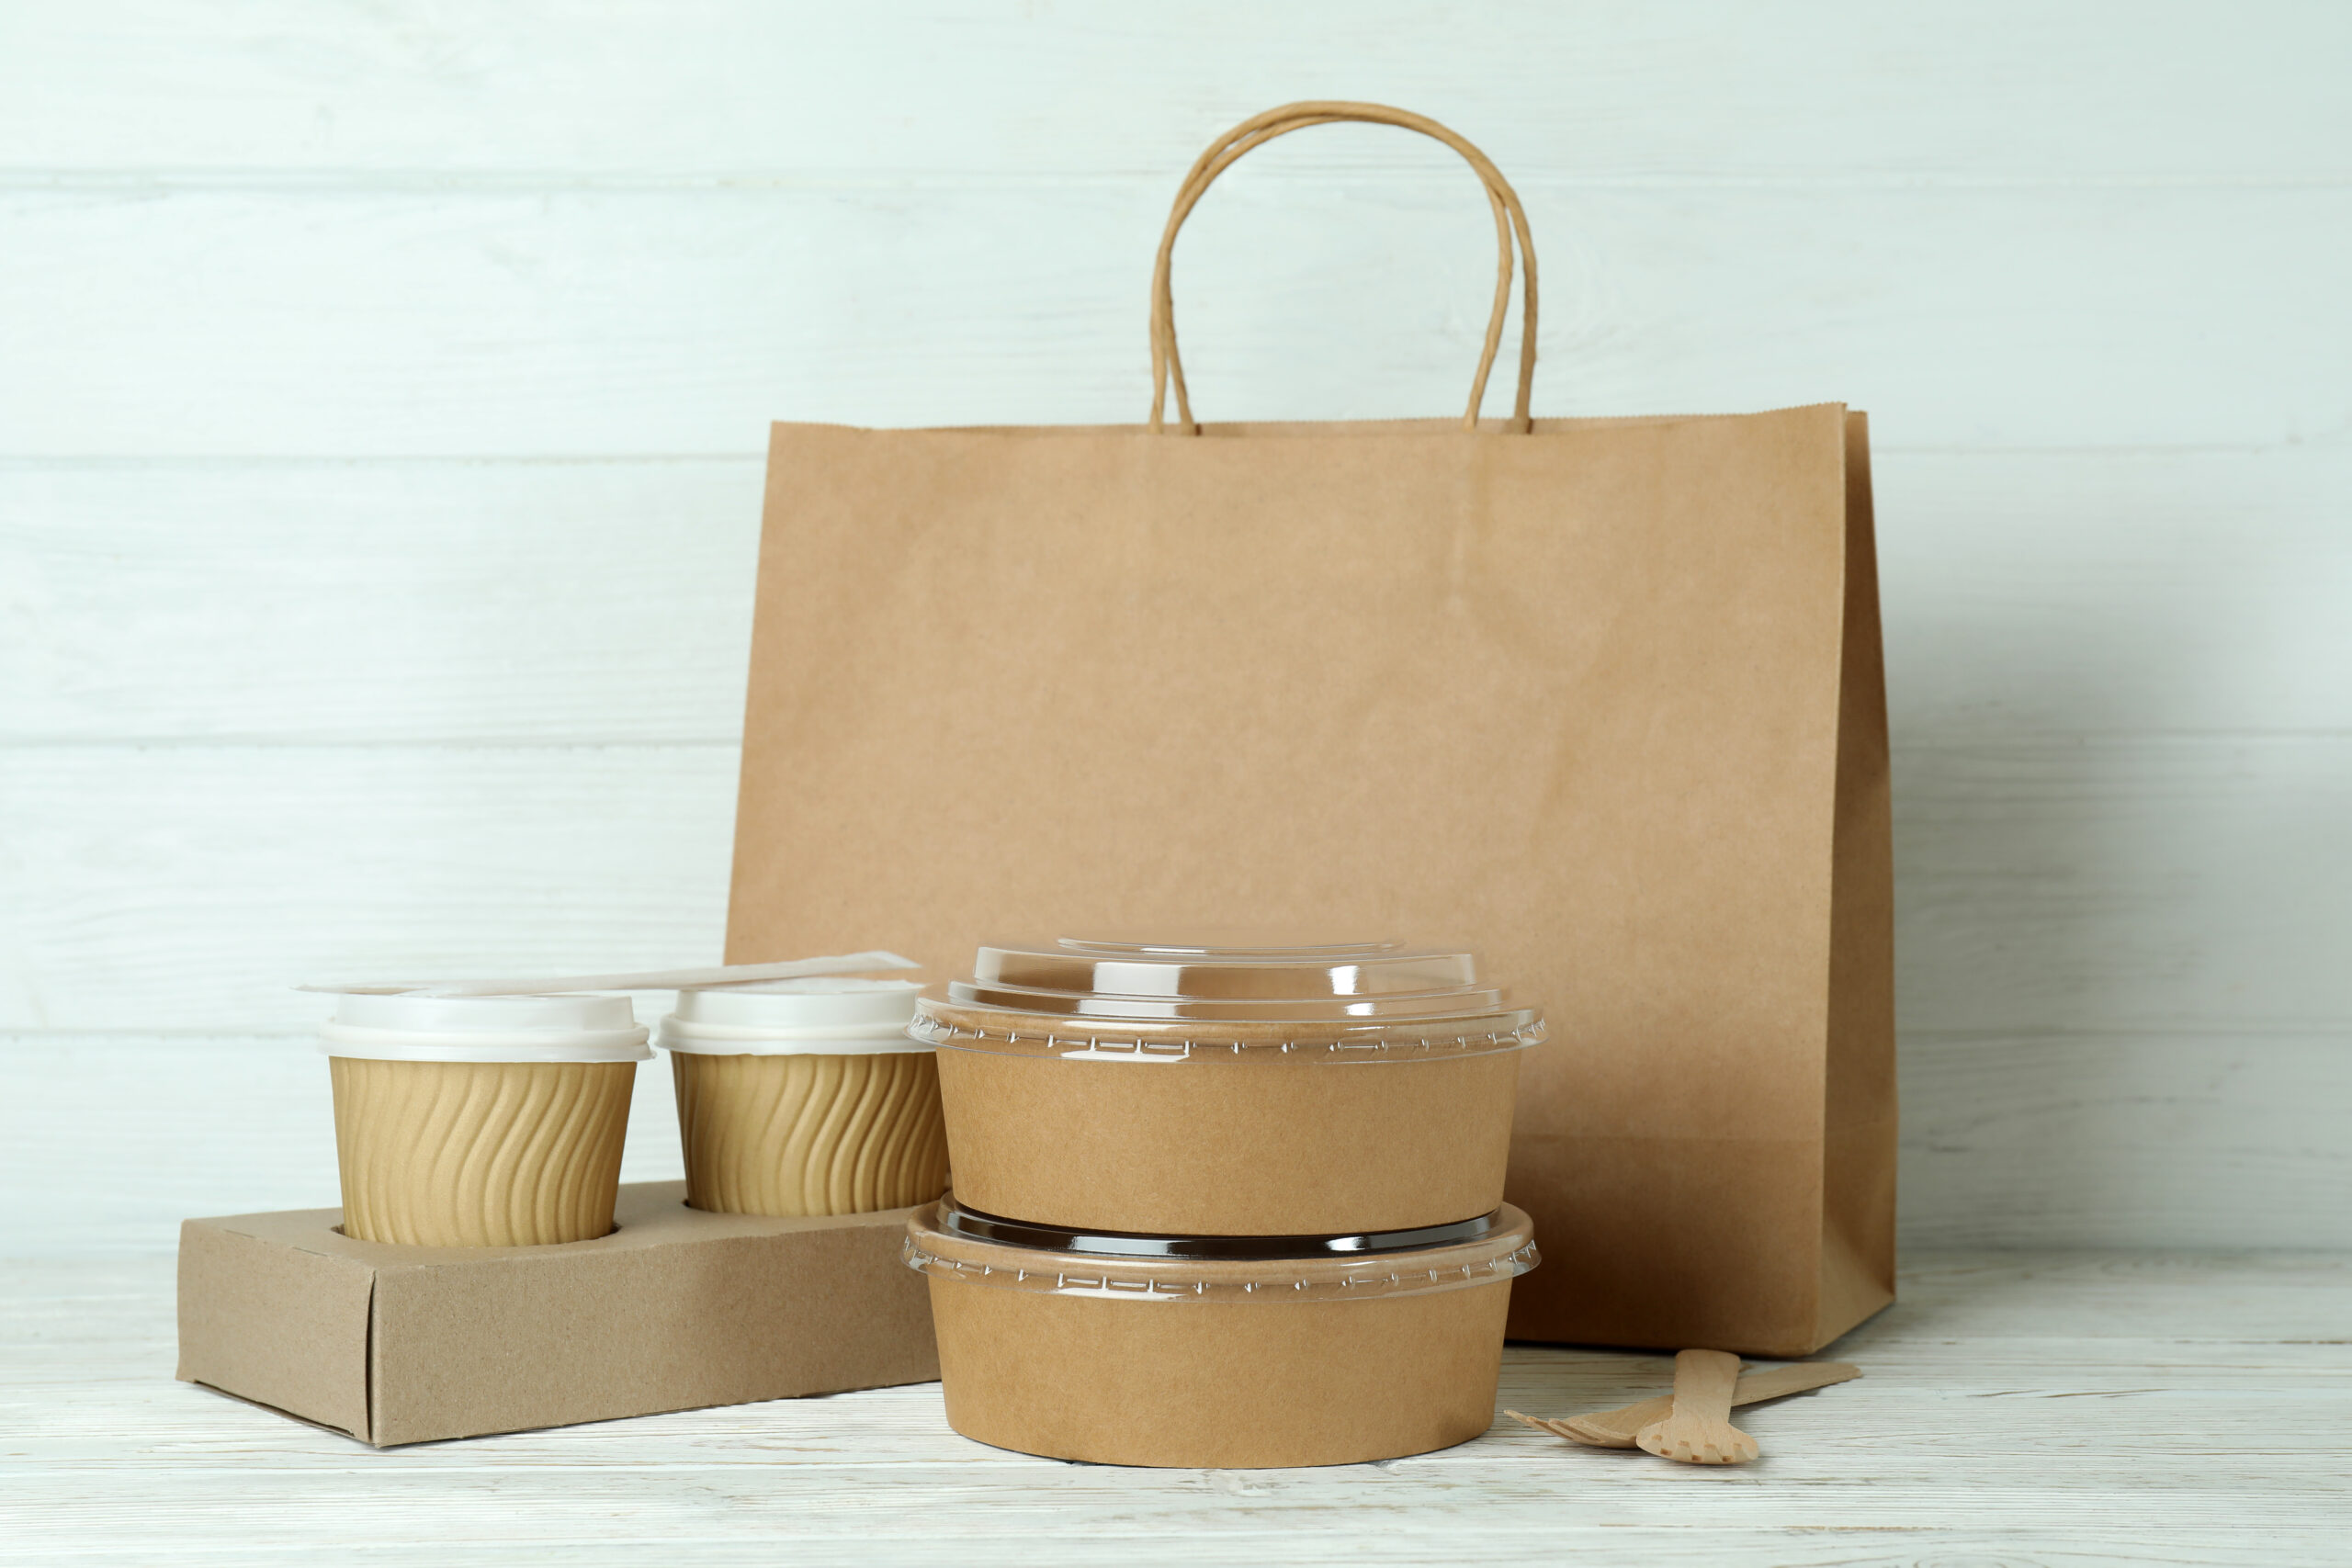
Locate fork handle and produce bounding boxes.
[1555,1361,1860,1447]
[1670,1348,1741,1426]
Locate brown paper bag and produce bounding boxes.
[726,103,1893,1357]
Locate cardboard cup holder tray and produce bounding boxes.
[176,1180,937,1447]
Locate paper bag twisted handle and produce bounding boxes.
[1148,101,1539,434]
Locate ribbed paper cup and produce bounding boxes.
[320,993,650,1247]
[659,978,947,1217]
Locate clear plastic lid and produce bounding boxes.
[903,1199,1538,1303]
[659,976,927,1055]
[910,936,1544,1062]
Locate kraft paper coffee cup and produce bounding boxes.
[914,939,1544,1235]
[906,1198,1538,1467]
[319,993,650,1247]
[658,978,948,1217]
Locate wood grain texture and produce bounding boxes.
[1874,450,2352,743]
[4,185,2348,455]
[0,1037,687,1257]
[2,1251,2345,1563]
[8,739,2346,1038]
[1532,1360,1861,1448]
[3,2,2348,1260]
[1894,738,2352,1034]
[2,2,2345,182]
[9,448,2347,745]
[6,1031,2344,1257]
[0,458,765,745]
[1898,1032,2352,1248]
[1634,1348,1755,1465]
[0,746,735,1032]
[4,730,2346,1250]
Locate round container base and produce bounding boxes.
[927,1275,1514,1468]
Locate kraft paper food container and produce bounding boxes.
[905,1197,1538,1467]
[913,939,1544,1235]
[319,993,650,1247]
[658,978,950,1217]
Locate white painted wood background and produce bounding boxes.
[4,2,2349,1257]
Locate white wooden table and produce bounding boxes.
[4,1250,2345,1565]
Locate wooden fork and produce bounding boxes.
[1509,1359,1859,1449]
[1634,1349,1758,1464]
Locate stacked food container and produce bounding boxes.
[903,937,1546,1467]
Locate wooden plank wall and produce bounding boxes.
[4,2,2346,1255]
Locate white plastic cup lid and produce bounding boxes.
[659,976,927,1056]
[318,992,651,1064]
